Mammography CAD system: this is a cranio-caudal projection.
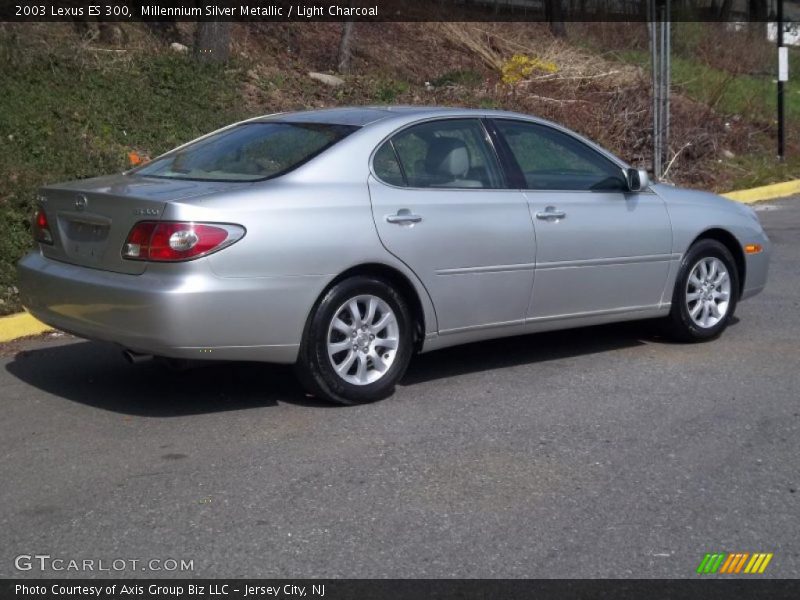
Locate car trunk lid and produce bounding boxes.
[38,174,240,275]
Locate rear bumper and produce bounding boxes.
[17,252,326,364]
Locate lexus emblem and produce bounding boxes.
[74,194,88,211]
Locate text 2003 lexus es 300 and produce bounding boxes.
[19,107,770,404]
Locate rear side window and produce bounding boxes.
[380,119,503,189]
[136,122,358,182]
[373,141,406,186]
[494,120,626,191]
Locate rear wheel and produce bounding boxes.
[665,239,739,342]
[295,276,414,405]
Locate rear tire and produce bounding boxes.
[295,276,414,405]
[664,239,739,342]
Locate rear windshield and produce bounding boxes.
[135,122,358,182]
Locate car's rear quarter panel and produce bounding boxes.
[163,143,439,355]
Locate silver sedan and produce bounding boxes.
[18,107,771,404]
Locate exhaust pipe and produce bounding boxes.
[123,349,153,364]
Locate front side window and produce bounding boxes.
[387,119,503,189]
[494,120,626,191]
[136,122,357,182]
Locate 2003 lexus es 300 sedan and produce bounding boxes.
[18,107,770,404]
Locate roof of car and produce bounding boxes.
[252,106,536,127]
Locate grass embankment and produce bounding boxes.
[0,42,246,313]
[611,47,800,123]
[608,44,800,190]
[667,50,800,189]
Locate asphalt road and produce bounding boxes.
[1,198,798,579]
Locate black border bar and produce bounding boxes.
[4,579,800,600]
[2,0,799,23]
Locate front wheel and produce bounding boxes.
[664,239,739,342]
[295,276,414,405]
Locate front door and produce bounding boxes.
[490,118,672,320]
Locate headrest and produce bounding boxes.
[425,137,470,179]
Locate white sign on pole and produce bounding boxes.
[779,46,789,82]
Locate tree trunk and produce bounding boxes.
[146,21,183,45]
[194,22,230,63]
[718,0,733,20]
[747,0,768,39]
[337,21,355,74]
[545,0,567,38]
[748,0,767,21]
[98,22,125,45]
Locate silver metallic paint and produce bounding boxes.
[18,107,770,364]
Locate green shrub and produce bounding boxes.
[372,79,409,103]
[430,69,483,87]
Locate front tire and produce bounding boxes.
[295,276,414,405]
[665,239,739,342]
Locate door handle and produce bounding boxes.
[535,206,566,221]
[386,209,422,225]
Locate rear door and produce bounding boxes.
[37,174,234,275]
[490,118,672,320]
[368,118,536,333]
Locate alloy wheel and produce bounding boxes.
[685,256,731,329]
[326,294,400,385]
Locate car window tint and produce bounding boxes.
[373,141,406,186]
[135,122,357,182]
[390,119,503,189]
[494,120,626,191]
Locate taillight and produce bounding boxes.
[122,222,244,262]
[122,221,157,260]
[33,208,53,245]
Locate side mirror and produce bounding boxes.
[625,168,650,192]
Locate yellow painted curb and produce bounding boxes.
[0,312,52,343]
[722,179,800,204]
